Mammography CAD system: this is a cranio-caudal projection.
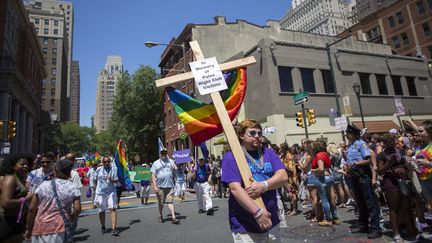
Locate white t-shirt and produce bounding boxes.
[69,169,83,188]
[26,168,53,192]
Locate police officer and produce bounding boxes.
[345,124,381,239]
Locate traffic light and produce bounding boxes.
[295,111,304,128]
[307,109,316,125]
[8,120,17,140]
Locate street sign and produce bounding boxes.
[0,142,10,155]
[179,132,187,140]
[293,91,309,106]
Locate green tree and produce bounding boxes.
[109,65,163,162]
[93,130,117,156]
[46,122,95,155]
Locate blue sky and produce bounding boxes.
[74,0,292,127]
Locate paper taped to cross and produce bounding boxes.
[335,117,348,131]
[189,57,228,95]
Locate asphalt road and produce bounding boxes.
[74,187,432,243]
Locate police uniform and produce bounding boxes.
[346,125,381,237]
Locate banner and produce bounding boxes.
[134,167,151,181]
[173,149,192,164]
[335,117,348,131]
[394,97,405,116]
[343,95,353,117]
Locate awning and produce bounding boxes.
[352,120,400,133]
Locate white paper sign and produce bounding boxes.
[189,57,228,95]
[335,117,348,131]
[394,97,405,116]
[343,95,353,117]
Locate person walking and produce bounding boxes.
[174,163,187,203]
[94,157,120,236]
[86,162,99,208]
[151,148,180,224]
[221,119,288,242]
[345,124,381,239]
[25,159,81,243]
[193,157,214,215]
[25,152,55,192]
[140,164,151,205]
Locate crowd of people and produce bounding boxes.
[0,117,431,242]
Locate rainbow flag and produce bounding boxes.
[167,67,247,145]
[113,140,134,191]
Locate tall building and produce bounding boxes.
[24,0,74,121]
[0,0,46,153]
[354,0,399,21]
[70,60,80,123]
[339,0,432,59]
[94,56,123,132]
[158,16,431,155]
[280,0,354,36]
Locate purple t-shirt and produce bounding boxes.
[221,147,285,234]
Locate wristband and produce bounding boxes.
[260,181,268,193]
[254,208,263,219]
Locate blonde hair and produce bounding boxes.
[237,119,262,138]
[326,143,338,155]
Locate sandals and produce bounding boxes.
[171,218,180,224]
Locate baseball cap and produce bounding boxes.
[389,128,398,135]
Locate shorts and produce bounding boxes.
[94,192,117,212]
[141,185,150,198]
[306,174,317,187]
[157,187,174,205]
[174,182,186,196]
[331,172,343,184]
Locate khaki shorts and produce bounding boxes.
[157,187,174,204]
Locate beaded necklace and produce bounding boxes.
[241,146,265,170]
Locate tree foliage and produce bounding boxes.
[46,122,95,155]
[109,65,163,162]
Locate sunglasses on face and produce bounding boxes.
[41,160,52,164]
[245,130,263,138]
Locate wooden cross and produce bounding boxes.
[154,41,265,209]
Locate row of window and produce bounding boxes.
[416,0,432,16]
[34,18,59,26]
[42,38,58,45]
[35,27,60,35]
[278,66,418,96]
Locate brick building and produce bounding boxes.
[340,0,432,59]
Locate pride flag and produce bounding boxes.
[113,140,134,191]
[167,67,247,144]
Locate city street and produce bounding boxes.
[75,187,432,243]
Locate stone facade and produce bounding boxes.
[71,60,79,124]
[0,0,46,153]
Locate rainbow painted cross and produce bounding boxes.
[154,41,265,209]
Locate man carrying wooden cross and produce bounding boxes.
[154,41,287,242]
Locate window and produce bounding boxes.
[44,28,49,34]
[54,20,58,26]
[388,16,396,28]
[396,11,404,24]
[401,32,409,45]
[44,19,49,25]
[52,48,57,54]
[366,27,381,40]
[50,99,55,106]
[34,18,40,24]
[51,89,55,96]
[376,74,388,95]
[53,29,58,35]
[359,73,372,94]
[35,28,39,33]
[321,70,335,93]
[417,1,426,15]
[51,68,56,75]
[42,48,47,53]
[423,23,431,37]
[277,66,294,92]
[300,68,316,93]
[53,39,57,44]
[406,77,417,96]
[51,58,56,65]
[43,38,48,45]
[391,75,403,95]
[392,36,401,48]
[429,0,432,9]
[51,79,56,86]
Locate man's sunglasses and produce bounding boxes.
[246,130,263,138]
[41,160,53,164]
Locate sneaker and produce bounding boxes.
[318,220,333,226]
[393,234,404,243]
[367,231,382,239]
[198,209,206,214]
[346,199,355,206]
[206,208,214,216]
[332,219,342,225]
[111,229,120,236]
[100,226,106,234]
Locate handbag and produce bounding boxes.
[397,178,416,199]
[51,179,76,243]
[86,187,92,198]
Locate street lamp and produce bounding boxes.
[352,82,366,128]
[144,41,187,73]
